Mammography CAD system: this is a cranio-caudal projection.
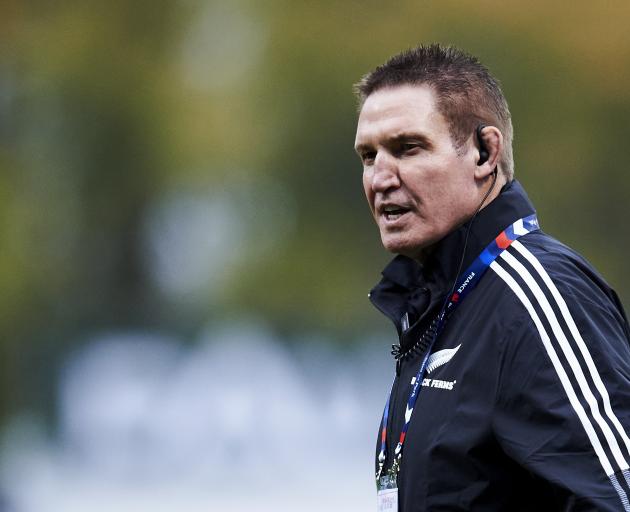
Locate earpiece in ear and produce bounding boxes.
[476,124,489,166]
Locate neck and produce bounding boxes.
[480,171,507,211]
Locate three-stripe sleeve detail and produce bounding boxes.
[490,243,630,509]
[511,240,630,461]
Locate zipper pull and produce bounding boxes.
[391,344,402,375]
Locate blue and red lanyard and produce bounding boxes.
[376,214,540,483]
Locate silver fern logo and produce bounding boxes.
[426,344,461,374]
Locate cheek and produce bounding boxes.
[362,172,374,205]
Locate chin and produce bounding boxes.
[381,235,424,260]
[380,228,443,260]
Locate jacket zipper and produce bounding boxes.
[368,290,407,471]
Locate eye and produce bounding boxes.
[360,150,376,165]
[400,142,421,154]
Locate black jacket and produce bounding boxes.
[371,180,630,511]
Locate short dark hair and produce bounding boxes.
[354,44,514,179]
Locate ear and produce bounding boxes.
[474,125,503,181]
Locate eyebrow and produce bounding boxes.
[354,131,433,154]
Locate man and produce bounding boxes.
[354,44,630,511]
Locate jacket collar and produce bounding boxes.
[369,180,537,331]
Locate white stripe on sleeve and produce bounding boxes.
[512,239,630,460]
[490,261,616,476]
[500,249,629,472]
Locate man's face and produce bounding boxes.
[354,85,479,260]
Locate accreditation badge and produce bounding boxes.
[377,474,398,511]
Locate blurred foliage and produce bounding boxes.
[0,0,629,422]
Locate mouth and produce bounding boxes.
[379,204,412,223]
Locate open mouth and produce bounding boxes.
[382,205,410,221]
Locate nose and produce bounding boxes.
[370,151,400,193]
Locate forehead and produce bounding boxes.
[354,84,449,149]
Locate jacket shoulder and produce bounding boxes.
[490,229,630,368]
[517,231,627,320]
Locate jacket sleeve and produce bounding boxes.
[491,246,630,511]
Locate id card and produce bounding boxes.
[377,474,398,511]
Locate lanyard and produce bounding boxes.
[376,214,540,483]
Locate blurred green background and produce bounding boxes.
[2,0,630,430]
